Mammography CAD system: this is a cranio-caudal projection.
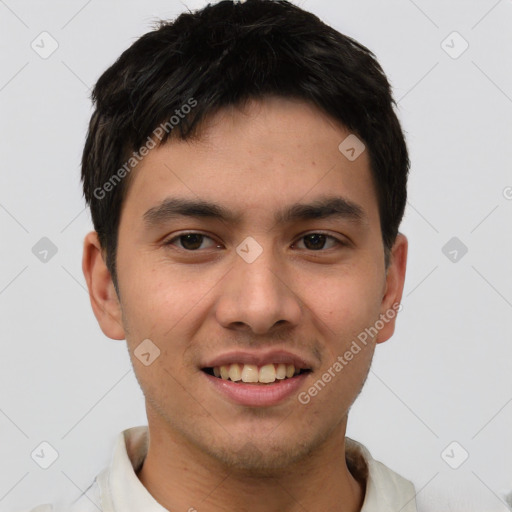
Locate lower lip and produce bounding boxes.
[203,371,310,407]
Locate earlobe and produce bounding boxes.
[82,231,126,340]
[375,233,408,344]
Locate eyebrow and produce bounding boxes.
[143,195,367,228]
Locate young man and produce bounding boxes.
[30,0,414,510]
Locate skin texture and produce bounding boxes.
[82,96,407,512]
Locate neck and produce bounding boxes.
[137,416,365,512]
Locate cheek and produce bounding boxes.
[119,256,213,339]
[119,263,223,398]
[304,267,384,339]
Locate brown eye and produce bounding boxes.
[294,233,342,251]
[165,232,218,251]
[303,234,327,250]
[179,234,205,250]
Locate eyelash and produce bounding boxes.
[163,231,348,252]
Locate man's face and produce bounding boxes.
[105,97,404,472]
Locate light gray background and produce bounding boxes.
[1,0,511,510]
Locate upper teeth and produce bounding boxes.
[212,363,299,383]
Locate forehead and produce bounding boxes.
[119,96,378,229]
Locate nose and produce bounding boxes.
[214,243,303,336]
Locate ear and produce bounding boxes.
[82,231,125,340]
[375,233,408,344]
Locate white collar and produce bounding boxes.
[94,426,417,512]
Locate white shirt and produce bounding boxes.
[26,426,418,512]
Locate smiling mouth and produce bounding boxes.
[202,363,311,384]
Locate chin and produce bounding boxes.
[201,432,322,477]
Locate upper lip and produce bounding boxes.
[201,349,314,370]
